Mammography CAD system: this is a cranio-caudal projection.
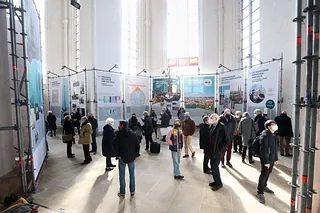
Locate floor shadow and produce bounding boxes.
[226,167,290,213]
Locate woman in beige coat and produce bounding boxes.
[79,116,93,165]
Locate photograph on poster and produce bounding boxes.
[249,84,266,104]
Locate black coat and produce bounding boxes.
[199,123,210,150]
[89,116,98,134]
[142,116,153,135]
[151,113,157,128]
[129,117,139,131]
[160,113,170,127]
[102,124,115,157]
[208,122,228,158]
[259,130,278,164]
[114,128,140,163]
[63,119,75,136]
[275,114,293,137]
[254,114,266,135]
[47,114,57,130]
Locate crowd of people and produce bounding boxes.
[46,107,293,204]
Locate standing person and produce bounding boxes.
[142,111,153,151]
[72,111,81,134]
[102,118,116,172]
[114,121,140,198]
[79,116,93,165]
[166,106,172,121]
[275,111,293,157]
[160,108,170,141]
[166,119,184,180]
[63,115,75,158]
[88,113,98,155]
[256,120,279,204]
[219,109,235,168]
[128,113,143,156]
[178,107,186,124]
[182,112,196,158]
[151,110,158,138]
[199,116,211,174]
[254,109,266,135]
[238,112,257,164]
[47,111,57,137]
[208,114,228,191]
[233,111,243,153]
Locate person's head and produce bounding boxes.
[265,120,278,133]
[281,111,287,115]
[242,112,250,118]
[235,111,242,118]
[210,113,220,125]
[185,112,190,119]
[88,113,94,118]
[203,116,209,124]
[48,110,52,115]
[143,111,149,117]
[64,115,71,121]
[152,109,155,114]
[81,116,88,123]
[254,109,262,117]
[162,108,166,113]
[119,120,128,130]
[224,109,231,117]
[106,117,114,126]
[174,119,181,128]
[131,113,136,118]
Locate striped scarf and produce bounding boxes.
[170,127,183,152]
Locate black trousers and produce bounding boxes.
[257,161,274,194]
[153,127,158,137]
[50,129,56,137]
[67,141,73,157]
[91,133,97,152]
[242,146,253,162]
[234,135,242,152]
[82,144,92,162]
[106,157,112,167]
[210,158,222,186]
[203,152,210,171]
[145,133,153,149]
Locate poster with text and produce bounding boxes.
[184,76,215,125]
[96,72,123,131]
[152,78,181,123]
[71,72,86,115]
[247,63,279,119]
[125,76,149,120]
[219,70,244,114]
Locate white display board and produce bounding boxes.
[70,72,86,113]
[218,70,244,114]
[247,63,279,119]
[125,76,150,120]
[96,71,123,131]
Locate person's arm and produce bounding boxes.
[289,117,293,137]
[238,121,242,134]
[191,120,196,135]
[166,129,173,145]
[113,132,120,158]
[259,135,269,165]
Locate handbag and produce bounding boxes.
[62,134,73,143]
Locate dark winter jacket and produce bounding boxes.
[254,114,266,135]
[182,118,196,136]
[142,116,153,135]
[151,112,158,128]
[102,124,115,157]
[199,123,210,150]
[219,115,235,141]
[114,128,140,163]
[47,113,57,130]
[275,114,293,137]
[160,112,170,127]
[88,116,98,135]
[63,119,75,136]
[259,130,278,165]
[208,122,228,158]
[166,108,172,120]
[129,117,139,131]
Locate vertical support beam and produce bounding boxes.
[145,0,151,74]
[299,0,314,212]
[218,0,224,73]
[248,0,253,67]
[306,0,320,210]
[278,52,284,113]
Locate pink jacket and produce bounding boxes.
[166,129,173,145]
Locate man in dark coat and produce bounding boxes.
[254,109,266,136]
[208,113,228,191]
[102,118,116,172]
[219,109,235,168]
[72,111,81,134]
[128,113,142,155]
[151,110,158,138]
[257,120,279,204]
[199,116,211,174]
[275,111,293,157]
[114,121,140,198]
[160,108,170,141]
[88,113,98,155]
[142,111,154,151]
[63,115,75,158]
[47,111,57,137]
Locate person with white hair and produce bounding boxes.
[47,111,57,137]
[102,117,116,171]
[181,112,196,158]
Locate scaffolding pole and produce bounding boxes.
[299,0,315,212]
[306,0,320,211]
[290,0,304,211]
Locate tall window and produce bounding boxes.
[122,0,138,74]
[241,0,260,68]
[167,0,199,74]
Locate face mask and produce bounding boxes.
[271,125,278,132]
[225,114,230,118]
[209,119,214,125]
[186,116,190,119]
[174,124,180,128]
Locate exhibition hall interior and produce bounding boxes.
[1,0,320,212]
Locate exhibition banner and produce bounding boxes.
[125,76,149,120]
[218,70,244,114]
[184,76,215,125]
[96,71,123,131]
[152,78,181,121]
[70,72,86,115]
[49,77,70,126]
[25,0,46,180]
[247,63,279,118]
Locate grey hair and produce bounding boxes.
[143,111,149,116]
[243,112,250,118]
[48,110,52,114]
[185,112,190,116]
[106,117,114,125]
[254,109,262,114]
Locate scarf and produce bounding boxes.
[170,127,183,152]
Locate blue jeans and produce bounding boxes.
[118,158,135,195]
[171,150,181,176]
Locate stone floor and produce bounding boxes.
[33,132,292,213]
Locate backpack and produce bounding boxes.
[251,135,261,157]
